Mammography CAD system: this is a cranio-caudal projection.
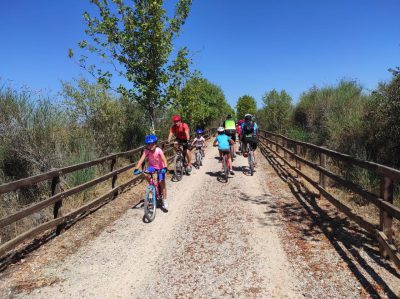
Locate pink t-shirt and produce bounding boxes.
[144,147,165,169]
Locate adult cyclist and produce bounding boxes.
[241,114,258,166]
[224,114,237,158]
[168,115,192,172]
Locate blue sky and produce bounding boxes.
[1,0,399,108]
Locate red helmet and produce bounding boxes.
[238,119,244,125]
[172,115,181,122]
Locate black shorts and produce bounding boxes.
[241,135,258,150]
[225,129,236,142]
[219,149,230,155]
[175,138,190,151]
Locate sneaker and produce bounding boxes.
[187,165,192,173]
[230,171,235,175]
[162,200,169,210]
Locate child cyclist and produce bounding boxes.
[213,127,235,175]
[191,129,206,157]
[134,134,169,210]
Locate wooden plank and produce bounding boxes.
[380,177,394,257]
[258,129,400,181]
[0,175,142,257]
[0,146,147,195]
[258,139,377,234]
[259,134,400,221]
[0,162,137,228]
[376,230,400,270]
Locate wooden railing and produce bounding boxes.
[0,129,214,258]
[258,129,400,270]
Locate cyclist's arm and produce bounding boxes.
[160,151,168,168]
[185,127,190,141]
[135,151,147,170]
[168,131,174,143]
[213,139,218,147]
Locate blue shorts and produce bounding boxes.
[156,170,165,181]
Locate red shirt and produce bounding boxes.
[170,122,189,140]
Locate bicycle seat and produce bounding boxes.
[144,166,157,174]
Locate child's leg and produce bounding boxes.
[202,146,205,157]
[159,179,166,200]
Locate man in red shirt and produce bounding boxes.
[168,115,192,171]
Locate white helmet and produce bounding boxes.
[217,127,225,133]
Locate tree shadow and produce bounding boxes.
[0,178,145,273]
[259,143,399,298]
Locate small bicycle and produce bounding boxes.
[221,151,230,182]
[194,146,203,169]
[172,142,190,181]
[134,166,164,222]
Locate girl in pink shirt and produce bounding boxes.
[134,134,169,209]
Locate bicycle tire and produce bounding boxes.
[174,154,184,181]
[144,185,157,222]
[223,155,229,182]
[196,150,202,167]
[248,151,254,176]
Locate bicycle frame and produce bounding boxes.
[145,170,162,199]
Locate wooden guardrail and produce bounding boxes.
[0,128,214,258]
[258,129,400,270]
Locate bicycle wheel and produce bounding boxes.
[144,185,157,222]
[248,150,254,176]
[174,154,184,181]
[223,155,229,182]
[196,150,202,167]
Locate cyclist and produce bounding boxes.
[223,114,237,157]
[134,134,169,210]
[191,129,206,157]
[236,119,244,153]
[168,115,192,172]
[241,114,258,166]
[213,127,235,175]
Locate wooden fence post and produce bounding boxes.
[379,176,394,258]
[283,139,287,159]
[276,136,280,153]
[296,144,302,171]
[110,157,117,189]
[52,175,63,235]
[319,147,327,197]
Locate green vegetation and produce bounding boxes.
[174,77,232,129]
[236,95,257,120]
[71,0,193,131]
[258,89,293,134]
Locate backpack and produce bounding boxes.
[243,121,254,135]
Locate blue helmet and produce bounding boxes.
[144,134,158,144]
[196,129,204,134]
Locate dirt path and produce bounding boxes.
[10,144,299,298]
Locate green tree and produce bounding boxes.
[62,79,126,155]
[261,89,293,133]
[174,77,232,129]
[70,0,193,131]
[236,95,257,120]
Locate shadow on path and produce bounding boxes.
[259,143,399,298]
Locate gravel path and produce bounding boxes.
[14,145,299,298]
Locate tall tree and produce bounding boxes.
[174,77,232,128]
[70,0,193,131]
[236,95,257,120]
[261,89,293,133]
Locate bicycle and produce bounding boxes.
[221,151,230,182]
[244,134,255,176]
[134,166,164,222]
[194,146,203,169]
[171,142,190,181]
